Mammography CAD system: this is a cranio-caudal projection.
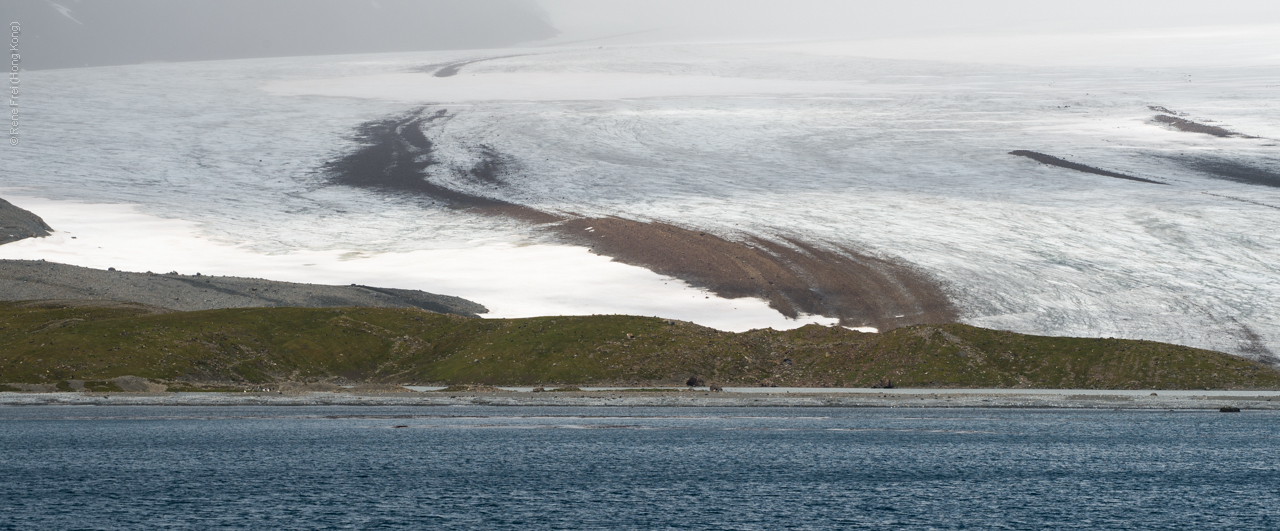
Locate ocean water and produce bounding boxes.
[1,406,1277,530]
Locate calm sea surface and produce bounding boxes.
[1,406,1277,530]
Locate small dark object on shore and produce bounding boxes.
[686,376,705,387]
[871,379,894,389]
[531,387,546,393]
[709,385,724,392]
[1220,406,1241,413]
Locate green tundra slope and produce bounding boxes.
[2,301,1277,390]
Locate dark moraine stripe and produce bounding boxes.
[324,109,561,224]
[1153,115,1250,138]
[1176,156,1280,189]
[324,110,958,330]
[1009,150,1166,185]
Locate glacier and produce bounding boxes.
[3,38,1278,358]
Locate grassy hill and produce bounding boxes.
[2,301,1278,390]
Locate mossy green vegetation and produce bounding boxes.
[1,301,1277,390]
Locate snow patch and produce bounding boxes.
[0,194,837,332]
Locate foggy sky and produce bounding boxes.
[541,0,1280,44]
[4,0,556,70]
[6,0,1280,70]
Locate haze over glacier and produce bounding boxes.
[4,1,1280,359]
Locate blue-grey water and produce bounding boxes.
[1,406,1277,530]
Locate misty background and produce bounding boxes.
[5,0,1280,70]
[3,0,557,70]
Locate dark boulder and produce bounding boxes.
[686,376,705,387]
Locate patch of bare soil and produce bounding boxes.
[549,217,956,330]
[343,383,417,395]
[111,375,167,393]
[277,382,345,394]
[1010,150,1165,185]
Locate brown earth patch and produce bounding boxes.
[343,383,417,394]
[548,217,956,330]
[469,203,565,225]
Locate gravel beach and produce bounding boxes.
[4,389,1277,410]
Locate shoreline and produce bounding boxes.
[4,390,1277,410]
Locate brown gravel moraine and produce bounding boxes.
[550,217,957,331]
[325,110,961,330]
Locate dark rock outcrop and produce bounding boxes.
[0,199,53,246]
[0,259,487,317]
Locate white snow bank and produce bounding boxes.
[0,194,837,332]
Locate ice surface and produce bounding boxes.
[3,39,1279,356]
